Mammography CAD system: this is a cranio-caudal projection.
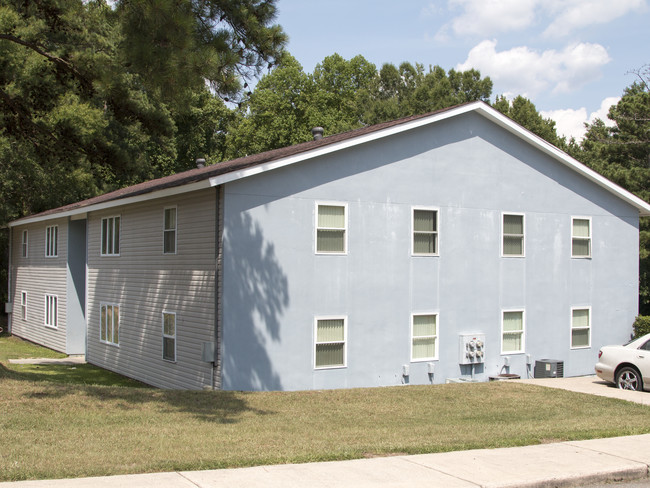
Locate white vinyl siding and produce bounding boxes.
[571,307,591,348]
[572,217,591,258]
[411,313,438,361]
[412,208,438,255]
[100,303,119,346]
[21,230,28,258]
[45,225,58,257]
[162,311,176,362]
[316,203,347,254]
[315,317,346,368]
[502,213,524,257]
[44,294,58,328]
[163,207,177,254]
[502,310,524,353]
[101,216,121,256]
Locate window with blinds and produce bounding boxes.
[572,218,591,258]
[413,208,438,255]
[316,204,346,253]
[502,214,524,257]
[411,314,438,361]
[502,310,524,353]
[571,308,590,348]
[315,317,346,368]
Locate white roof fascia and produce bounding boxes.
[8,180,212,227]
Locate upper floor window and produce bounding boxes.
[45,294,58,328]
[163,207,177,254]
[100,303,120,346]
[21,230,28,258]
[316,203,347,254]
[502,310,525,353]
[572,217,591,258]
[413,208,438,255]
[45,226,58,257]
[411,313,438,361]
[314,317,346,368]
[502,214,524,257]
[571,307,591,349]
[101,216,121,256]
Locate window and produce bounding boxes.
[44,295,57,328]
[502,214,524,257]
[572,218,591,258]
[571,308,590,348]
[502,310,525,353]
[101,216,120,256]
[45,225,58,257]
[163,312,176,361]
[316,203,346,254]
[315,317,346,368]
[21,230,28,258]
[21,292,26,321]
[411,314,438,361]
[413,208,438,255]
[100,303,120,346]
[163,207,177,254]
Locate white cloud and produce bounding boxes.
[456,40,611,98]
[541,97,620,141]
[442,0,538,37]
[543,0,647,38]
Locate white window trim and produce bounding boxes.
[314,315,347,369]
[315,201,348,255]
[162,311,177,362]
[163,206,178,255]
[99,302,120,346]
[501,309,525,354]
[22,230,28,258]
[410,312,439,362]
[570,306,591,349]
[100,216,121,257]
[571,216,592,259]
[412,206,439,256]
[501,212,525,258]
[45,225,58,258]
[21,291,27,321]
[44,294,58,329]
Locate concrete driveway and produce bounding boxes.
[517,375,650,406]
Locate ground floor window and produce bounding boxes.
[162,312,176,362]
[100,303,119,345]
[21,291,27,320]
[44,294,57,328]
[315,317,346,368]
[411,313,438,361]
[502,310,524,353]
[571,308,590,348]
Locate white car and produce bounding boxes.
[595,333,650,391]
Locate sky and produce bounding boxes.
[274,0,650,141]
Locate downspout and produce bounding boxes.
[213,184,224,389]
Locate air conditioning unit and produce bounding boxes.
[534,359,564,378]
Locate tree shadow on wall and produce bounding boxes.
[222,211,289,391]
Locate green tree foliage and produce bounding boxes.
[492,95,565,148]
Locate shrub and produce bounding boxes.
[633,315,650,338]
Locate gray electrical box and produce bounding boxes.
[459,333,486,365]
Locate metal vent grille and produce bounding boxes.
[534,359,564,378]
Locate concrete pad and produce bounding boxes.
[517,376,650,406]
[182,456,477,488]
[406,442,649,488]
[0,472,195,488]
[568,434,650,465]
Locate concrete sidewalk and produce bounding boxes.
[2,434,649,488]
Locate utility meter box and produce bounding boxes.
[459,334,486,365]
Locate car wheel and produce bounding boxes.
[616,367,643,391]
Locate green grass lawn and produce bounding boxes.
[2,332,650,482]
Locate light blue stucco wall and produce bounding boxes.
[221,112,640,391]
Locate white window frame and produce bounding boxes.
[315,202,348,255]
[21,291,27,321]
[410,312,439,361]
[100,302,120,346]
[21,230,28,258]
[101,216,121,256]
[314,316,347,369]
[501,212,525,257]
[162,311,177,362]
[571,216,591,258]
[501,309,525,354]
[163,207,177,255]
[412,207,439,256]
[45,225,58,258]
[44,294,58,328]
[570,306,591,349]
